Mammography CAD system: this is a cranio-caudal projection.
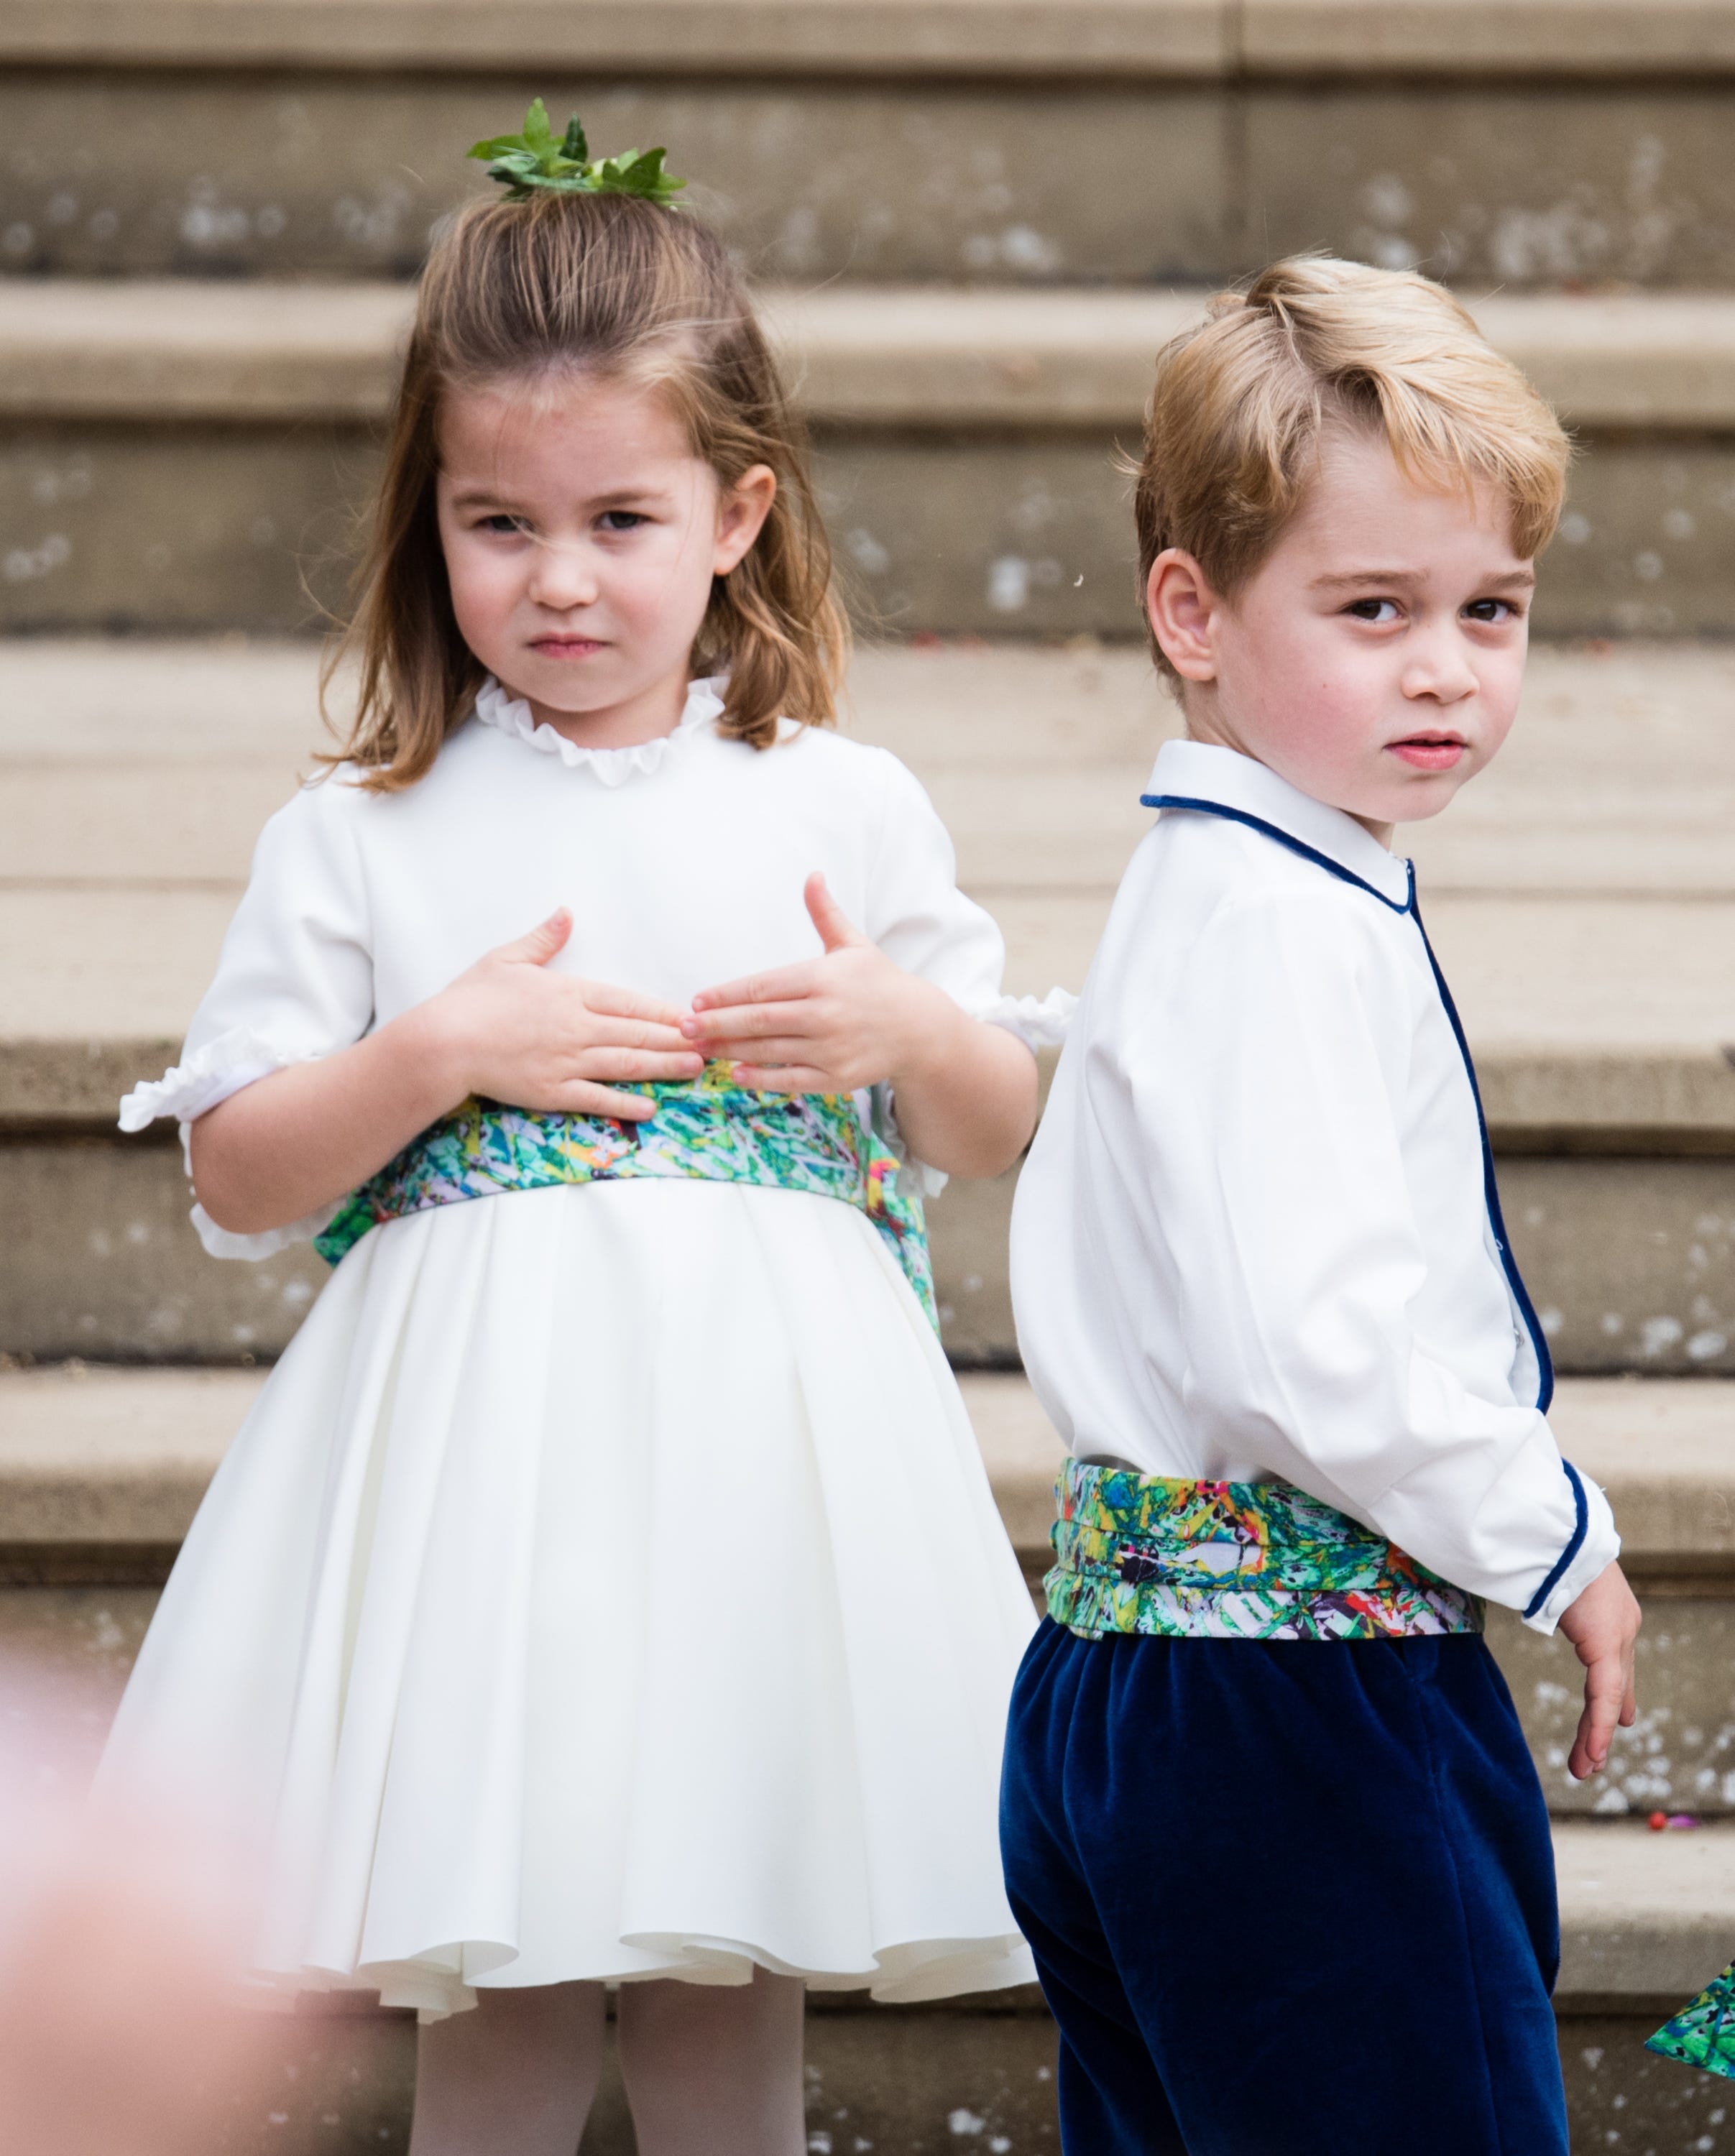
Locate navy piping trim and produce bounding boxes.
[1143,788,1555,1416]
[1140,796,1413,913]
[1524,1460,1589,1621]
[1407,885,1555,1414]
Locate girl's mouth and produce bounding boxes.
[530,637,607,660]
[1388,734,1467,772]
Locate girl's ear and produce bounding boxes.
[714,464,777,574]
[1146,548,1222,683]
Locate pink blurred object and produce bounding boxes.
[0,1649,272,2156]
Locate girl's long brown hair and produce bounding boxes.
[322,190,848,789]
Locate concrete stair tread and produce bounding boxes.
[3,0,1726,78]
[2,1362,1734,1999]
[1556,1819,1735,2001]
[15,279,1735,429]
[967,1371,1735,1573]
[11,639,1735,895]
[3,1364,1727,1565]
[4,636,1734,1138]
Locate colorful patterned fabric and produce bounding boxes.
[1046,1458,1484,1641]
[1649,1966,1735,2081]
[315,1061,936,1327]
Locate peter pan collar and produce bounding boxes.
[1141,740,1414,911]
[473,675,727,786]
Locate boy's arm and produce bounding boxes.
[1128,886,1620,1634]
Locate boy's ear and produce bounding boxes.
[714,464,777,574]
[1146,548,1221,683]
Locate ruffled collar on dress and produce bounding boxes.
[472,675,727,786]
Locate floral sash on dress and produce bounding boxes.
[1046,1458,1484,1642]
[1649,1965,1735,2081]
[314,1061,936,1329]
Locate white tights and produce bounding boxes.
[405,1969,807,2156]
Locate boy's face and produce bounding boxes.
[1148,430,1535,842]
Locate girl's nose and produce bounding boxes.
[526,541,601,611]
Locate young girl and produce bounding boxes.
[103,114,1049,2155]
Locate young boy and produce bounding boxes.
[1002,256,1642,2154]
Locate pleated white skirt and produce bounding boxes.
[95,1179,1037,2016]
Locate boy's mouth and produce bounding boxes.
[1387,731,1468,773]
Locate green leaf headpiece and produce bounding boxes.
[468,100,686,208]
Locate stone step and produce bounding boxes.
[5,1361,1734,1820]
[99,1882,1735,2156]
[4,2,1735,292]
[9,282,1735,635]
[2,635,1732,1370]
[16,1854,1735,2156]
[4,1367,1735,2152]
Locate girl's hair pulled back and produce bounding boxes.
[326,189,847,788]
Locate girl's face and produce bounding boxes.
[436,373,774,747]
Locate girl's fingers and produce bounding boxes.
[585,1016,695,1052]
[700,1037,814,1067]
[804,871,870,953]
[492,909,573,967]
[574,1049,706,1082]
[584,980,691,1028]
[689,963,821,1016]
[685,999,816,1042]
[554,1082,661,1120]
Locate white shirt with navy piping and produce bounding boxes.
[1010,737,1616,1634]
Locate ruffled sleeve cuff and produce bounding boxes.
[118,1028,323,1134]
[189,1197,339,1263]
[119,1031,333,1263]
[979,987,1078,1052]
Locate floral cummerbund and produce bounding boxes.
[314,1060,936,1328]
[1047,1458,1484,1641]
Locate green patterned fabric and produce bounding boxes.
[1046,1458,1484,1641]
[1649,1964,1735,2081]
[315,1061,935,1327]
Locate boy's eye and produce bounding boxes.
[599,510,648,533]
[1345,598,1401,624]
[1464,597,1518,623]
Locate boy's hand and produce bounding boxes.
[1556,1560,1641,1781]
[426,908,703,1119]
[684,873,960,1093]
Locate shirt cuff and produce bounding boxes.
[1521,1462,1621,1635]
[978,987,1077,1052]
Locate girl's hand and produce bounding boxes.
[684,875,959,1094]
[428,909,704,1120]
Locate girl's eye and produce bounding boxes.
[1465,597,1518,623]
[599,510,648,533]
[1345,598,1401,624]
[479,514,525,535]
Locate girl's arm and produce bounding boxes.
[192,909,703,1235]
[684,875,1038,1179]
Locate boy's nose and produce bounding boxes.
[1400,635,1479,704]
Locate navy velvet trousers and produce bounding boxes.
[1000,1621,1568,2156]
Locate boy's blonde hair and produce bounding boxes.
[1133,255,1572,673]
[324,190,847,791]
